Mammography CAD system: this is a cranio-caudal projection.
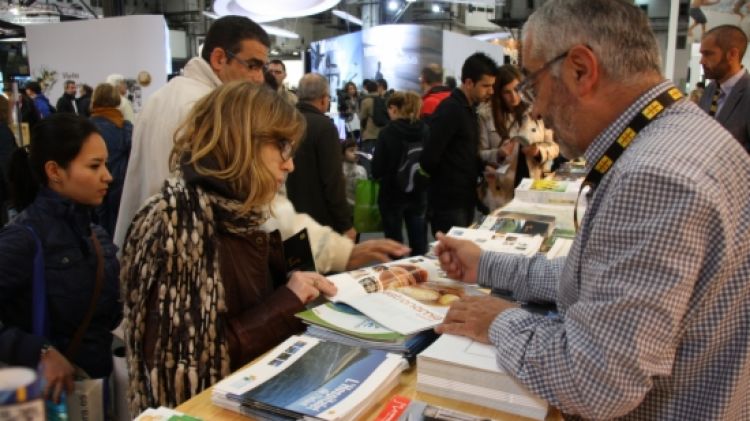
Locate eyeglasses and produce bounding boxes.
[276,139,294,161]
[267,69,284,76]
[225,49,266,72]
[517,49,570,104]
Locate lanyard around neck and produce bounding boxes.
[573,86,684,232]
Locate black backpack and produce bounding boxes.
[396,139,429,194]
[371,96,390,127]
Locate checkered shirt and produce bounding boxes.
[479,81,750,420]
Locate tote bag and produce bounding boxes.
[353,179,382,233]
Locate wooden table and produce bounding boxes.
[176,365,561,421]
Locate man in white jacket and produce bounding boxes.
[115,15,407,272]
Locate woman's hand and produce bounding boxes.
[286,271,338,304]
[41,346,75,403]
[522,143,540,160]
[498,139,515,161]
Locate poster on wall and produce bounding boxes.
[362,24,443,93]
[310,31,364,98]
[442,31,503,85]
[26,15,170,114]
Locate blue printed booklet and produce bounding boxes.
[211,335,406,420]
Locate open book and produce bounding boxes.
[325,256,481,335]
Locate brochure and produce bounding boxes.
[325,257,481,335]
[212,335,405,421]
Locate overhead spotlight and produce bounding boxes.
[431,4,441,13]
[388,0,399,12]
[292,50,300,56]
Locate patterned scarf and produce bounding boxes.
[121,176,268,414]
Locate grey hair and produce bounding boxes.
[523,0,662,83]
[297,73,329,102]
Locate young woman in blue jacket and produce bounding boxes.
[0,114,121,403]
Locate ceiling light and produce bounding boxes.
[388,1,399,12]
[431,4,441,13]
[260,24,300,39]
[332,9,362,26]
[212,0,341,22]
[292,50,299,56]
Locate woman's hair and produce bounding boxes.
[344,81,358,96]
[8,114,100,210]
[0,95,10,125]
[171,81,306,214]
[490,64,528,141]
[386,91,422,123]
[91,83,121,108]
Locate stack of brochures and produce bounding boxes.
[298,303,437,360]
[417,334,549,420]
[514,177,583,206]
[296,256,482,360]
[212,335,406,421]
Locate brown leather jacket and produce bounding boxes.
[143,229,306,372]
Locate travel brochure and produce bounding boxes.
[211,335,406,421]
[325,256,482,335]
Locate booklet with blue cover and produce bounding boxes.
[211,335,405,421]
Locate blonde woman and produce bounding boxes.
[371,91,428,255]
[120,81,337,412]
[90,83,132,235]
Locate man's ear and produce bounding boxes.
[565,44,599,97]
[208,47,227,72]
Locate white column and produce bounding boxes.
[664,0,679,81]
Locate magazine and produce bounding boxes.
[325,257,482,335]
[477,211,555,238]
[212,335,405,421]
[444,226,545,257]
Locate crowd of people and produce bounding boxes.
[0,0,748,419]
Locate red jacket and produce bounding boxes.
[421,86,452,117]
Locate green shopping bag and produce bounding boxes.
[353,179,382,233]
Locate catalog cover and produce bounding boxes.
[326,257,481,335]
[213,336,404,421]
[297,302,407,342]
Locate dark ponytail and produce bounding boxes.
[8,114,99,210]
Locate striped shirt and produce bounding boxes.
[479,81,750,419]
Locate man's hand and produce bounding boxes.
[41,346,75,403]
[435,296,519,343]
[434,232,481,283]
[346,239,410,270]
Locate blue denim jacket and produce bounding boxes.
[0,188,121,377]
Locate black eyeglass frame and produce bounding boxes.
[224,49,266,73]
[517,49,571,104]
